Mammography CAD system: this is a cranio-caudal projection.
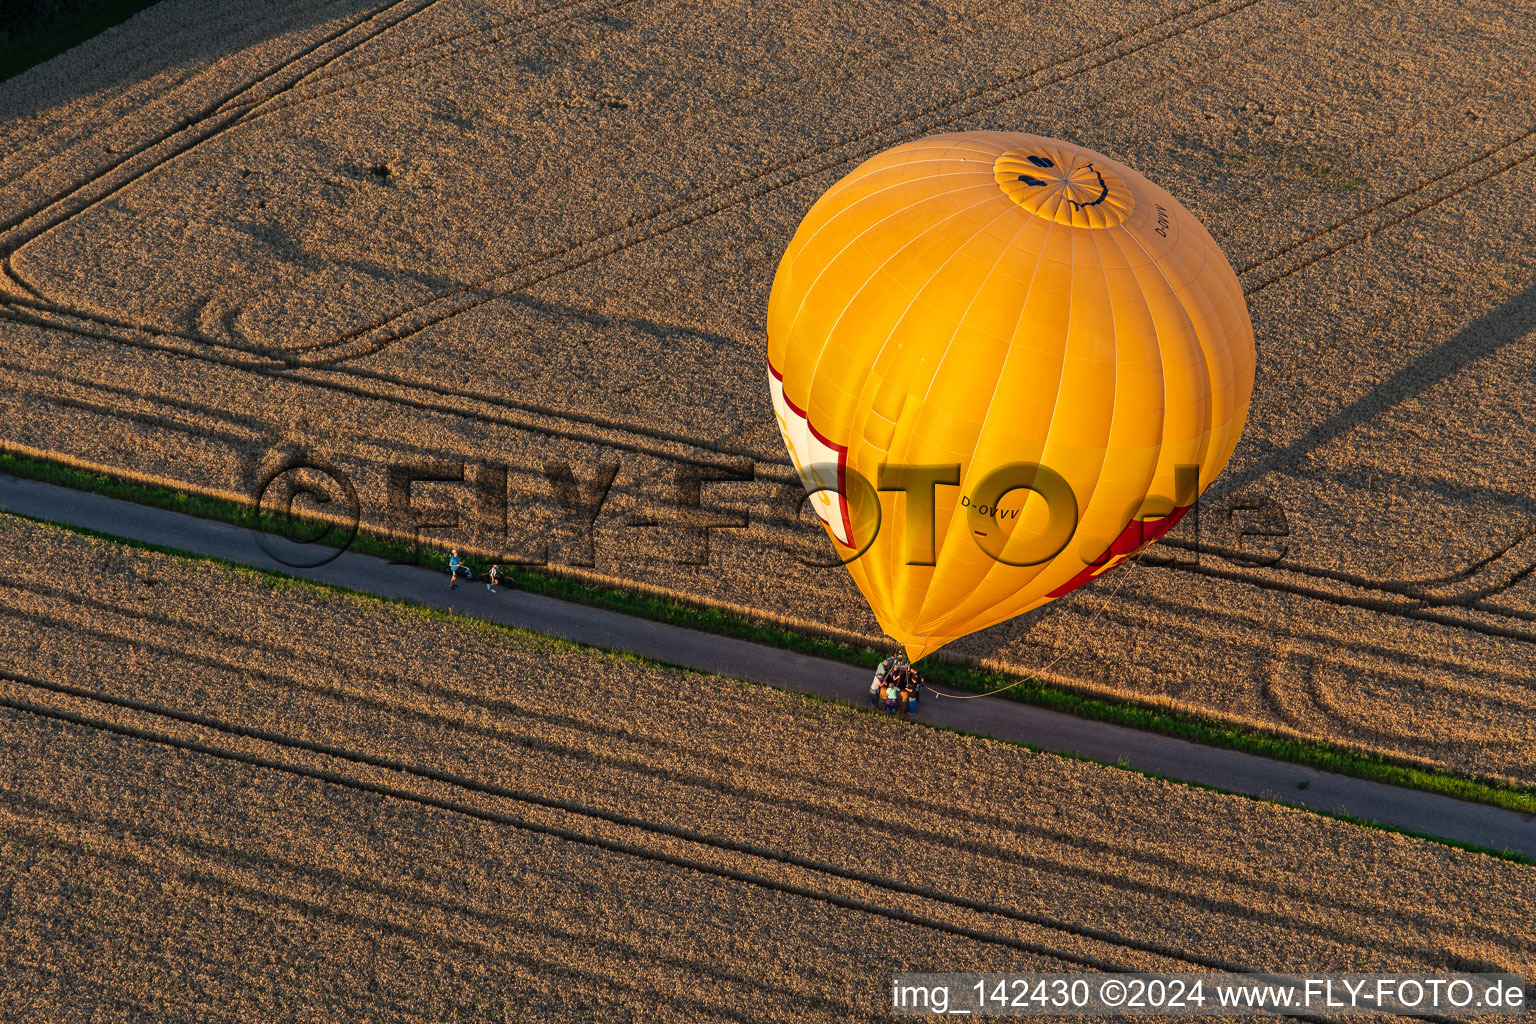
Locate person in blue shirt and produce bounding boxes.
[872,651,925,714]
[873,651,922,711]
[448,549,471,589]
[873,651,906,686]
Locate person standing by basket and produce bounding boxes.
[872,650,907,701]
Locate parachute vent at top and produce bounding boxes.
[766,131,1255,662]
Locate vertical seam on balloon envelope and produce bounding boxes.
[784,154,1001,269]
[917,189,1039,405]
[1190,250,1228,488]
[916,188,1071,635]
[804,141,994,219]
[782,176,1005,413]
[793,183,1012,441]
[1061,221,1130,575]
[1040,211,1124,548]
[852,142,1017,411]
[1112,203,1209,505]
[778,151,1004,322]
[1182,238,1240,488]
[1101,219,1170,546]
[775,162,1001,377]
[1203,275,1254,480]
[861,198,1022,433]
[810,183,1014,619]
[866,195,1025,628]
[866,201,1022,413]
[1155,233,1223,486]
[903,210,1041,631]
[771,154,1004,608]
[929,186,1086,633]
[773,168,1011,623]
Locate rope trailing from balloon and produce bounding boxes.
[922,551,1148,701]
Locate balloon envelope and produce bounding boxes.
[767,131,1254,661]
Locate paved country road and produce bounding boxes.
[3,472,1533,858]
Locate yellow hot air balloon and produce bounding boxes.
[767,131,1254,662]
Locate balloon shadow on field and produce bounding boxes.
[1217,278,1536,498]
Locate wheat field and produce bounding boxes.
[2,0,1534,784]
[0,514,1531,1018]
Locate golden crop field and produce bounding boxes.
[1,513,1531,1019]
[2,0,1534,785]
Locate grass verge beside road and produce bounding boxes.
[4,448,1534,822]
[6,497,1534,869]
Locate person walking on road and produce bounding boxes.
[448,549,469,589]
[486,564,501,593]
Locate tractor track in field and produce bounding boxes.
[0,357,272,449]
[0,300,788,475]
[496,22,1534,406]
[0,0,1347,379]
[3,577,1523,964]
[7,573,1525,960]
[232,0,1027,143]
[0,0,450,246]
[4,473,1534,852]
[0,804,852,1023]
[1265,655,1529,758]
[1077,576,1536,726]
[6,1,1527,388]
[0,0,1269,365]
[203,0,1043,351]
[1153,519,1536,607]
[5,0,1526,374]
[0,6,350,195]
[0,0,686,265]
[5,1,1536,1007]
[8,288,1536,656]
[7,296,1536,654]
[0,662,1508,1015]
[0,0,1028,270]
[0,0,1073,318]
[1237,124,1536,295]
[286,0,1274,365]
[0,0,1354,469]
[1137,546,1536,644]
[0,673,1176,975]
[3,0,1535,692]
[226,0,666,125]
[0,0,1032,373]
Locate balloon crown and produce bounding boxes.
[992,144,1133,228]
